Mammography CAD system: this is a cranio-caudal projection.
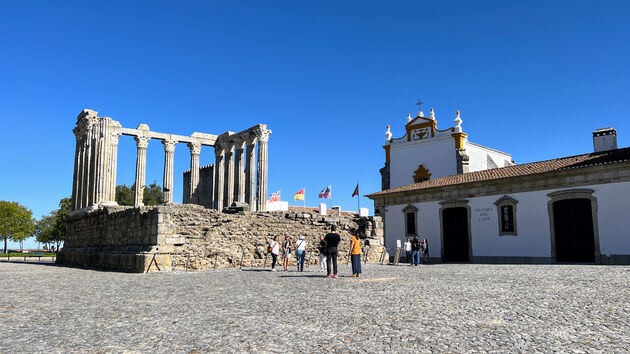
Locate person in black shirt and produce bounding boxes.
[411,234,421,266]
[317,235,328,272]
[324,225,341,278]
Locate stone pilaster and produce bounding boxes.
[255,129,271,212]
[214,146,225,210]
[233,138,246,203]
[245,134,257,210]
[188,142,201,203]
[162,139,177,204]
[134,136,150,207]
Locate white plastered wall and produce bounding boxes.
[389,136,457,188]
[466,142,513,172]
[383,180,630,259]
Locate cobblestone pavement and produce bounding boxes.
[1,262,628,353]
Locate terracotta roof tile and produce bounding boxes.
[367,147,630,197]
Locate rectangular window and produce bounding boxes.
[406,212,416,235]
[501,205,514,233]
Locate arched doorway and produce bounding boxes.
[440,200,471,262]
[548,190,600,263]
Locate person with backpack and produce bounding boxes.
[282,235,294,271]
[324,225,341,278]
[268,236,280,271]
[295,235,307,272]
[317,235,327,272]
[411,234,421,266]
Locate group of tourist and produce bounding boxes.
[267,225,363,278]
[404,235,429,265]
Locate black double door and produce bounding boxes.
[442,207,470,262]
[553,198,596,263]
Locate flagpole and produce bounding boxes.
[303,188,306,212]
[357,181,360,214]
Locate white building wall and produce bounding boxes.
[389,136,457,188]
[383,181,630,260]
[466,142,513,172]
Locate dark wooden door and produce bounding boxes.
[553,199,595,263]
[442,207,470,262]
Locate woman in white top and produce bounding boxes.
[404,239,412,264]
[295,235,307,272]
[269,236,280,271]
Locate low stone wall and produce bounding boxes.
[58,204,385,272]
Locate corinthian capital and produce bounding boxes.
[135,136,150,149]
[256,128,271,143]
[187,141,201,155]
[162,139,177,153]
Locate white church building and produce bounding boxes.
[367,103,630,264]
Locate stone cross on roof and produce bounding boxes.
[416,99,424,117]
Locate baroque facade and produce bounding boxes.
[369,103,630,265]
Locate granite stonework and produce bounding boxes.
[58,204,385,272]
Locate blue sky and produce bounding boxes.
[1,1,629,249]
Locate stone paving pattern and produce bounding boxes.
[1,262,628,352]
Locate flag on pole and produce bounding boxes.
[352,183,359,197]
[269,190,281,202]
[293,188,305,201]
[318,186,332,199]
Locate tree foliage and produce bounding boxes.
[35,197,71,251]
[0,201,35,253]
[115,182,164,206]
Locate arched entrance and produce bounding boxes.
[439,200,471,262]
[548,190,600,263]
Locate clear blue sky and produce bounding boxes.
[1,1,629,249]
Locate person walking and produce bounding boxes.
[295,235,307,272]
[317,235,327,271]
[349,229,362,277]
[268,236,280,271]
[421,238,430,264]
[324,225,341,278]
[404,238,412,264]
[282,235,293,271]
[411,234,421,266]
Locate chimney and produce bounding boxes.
[592,127,618,152]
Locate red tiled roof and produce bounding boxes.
[367,147,630,198]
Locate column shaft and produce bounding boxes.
[134,137,149,207]
[245,140,256,210]
[256,140,268,211]
[214,148,225,210]
[234,141,245,203]
[188,142,201,204]
[162,140,176,204]
[224,146,235,208]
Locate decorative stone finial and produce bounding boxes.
[406,113,412,123]
[385,125,392,142]
[429,108,435,120]
[454,110,462,133]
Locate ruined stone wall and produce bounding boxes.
[59,204,385,272]
[183,165,214,208]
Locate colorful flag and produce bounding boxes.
[294,188,305,201]
[269,190,281,202]
[319,186,331,199]
[352,183,359,197]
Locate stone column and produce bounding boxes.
[188,141,201,204]
[234,138,246,203]
[162,139,177,204]
[214,145,225,210]
[106,128,121,203]
[71,127,82,210]
[224,142,235,208]
[255,129,271,212]
[245,134,257,210]
[134,136,150,207]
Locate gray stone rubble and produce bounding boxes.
[1,262,628,352]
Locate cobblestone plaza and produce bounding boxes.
[1,262,628,352]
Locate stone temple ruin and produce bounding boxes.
[59,109,384,272]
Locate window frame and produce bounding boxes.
[401,204,418,237]
[494,195,518,236]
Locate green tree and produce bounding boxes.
[0,201,35,253]
[35,198,71,252]
[116,182,163,206]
